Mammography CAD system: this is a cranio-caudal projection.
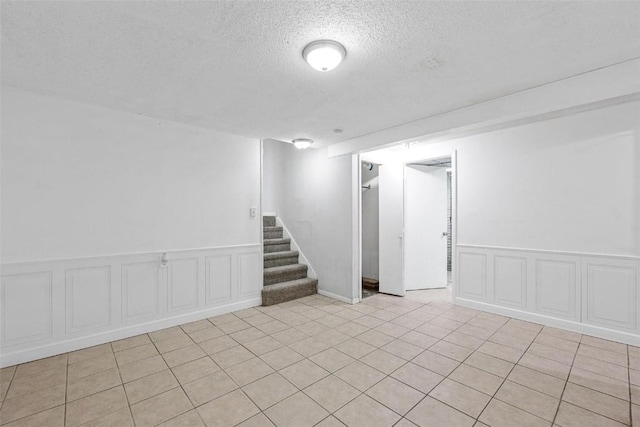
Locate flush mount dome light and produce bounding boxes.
[292,138,313,149]
[302,40,346,72]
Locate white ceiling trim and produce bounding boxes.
[328,58,640,157]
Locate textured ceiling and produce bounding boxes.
[2,1,640,147]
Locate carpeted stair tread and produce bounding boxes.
[263,250,299,268]
[263,226,283,239]
[264,250,299,260]
[263,216,276,227]
[263,264,308,285]
[264,264,307,276]
[264,238,291,245]
[262,277,316,290]
[263,237,291,254]
[261,278,318,306]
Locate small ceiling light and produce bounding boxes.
[292,138,313,150]
[302,40,346,72]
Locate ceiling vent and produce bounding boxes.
[424,57,441,69]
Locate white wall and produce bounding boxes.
[365,101,640,345]
[455,106,640,256]
[2,87,261,262]
[0,87,263,366]
[262,139,288,214]
[361,164,379,280]
[263,140,353,301]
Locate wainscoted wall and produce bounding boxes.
[455,245,640,346]
[0,244,262,367]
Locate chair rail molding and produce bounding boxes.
[0,244,262,367]
[454,244,640,346]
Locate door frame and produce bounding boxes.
[351,150,458,303]
[351,154,363,303]
[404,152,458,293]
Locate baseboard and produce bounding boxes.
[263,212,277,217]
[455,297,640,347]
[318,289,358,305]
[1,298,261,367]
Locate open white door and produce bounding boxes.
[378,161,404,296]
[404,164,448,289]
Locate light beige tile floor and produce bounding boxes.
[0,289,637,427]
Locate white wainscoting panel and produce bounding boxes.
[238,252,262,299]
[66,266,111,333]
[168,258,198,313]
[535,258,580,321]
[457,252,487,300]
[583,259,637,331]
[493,255,527,308]
[205,255,233,305]
[0,244,262,367]
[1,272,53,346]
[122,261,160,323]
[455,245,640,346]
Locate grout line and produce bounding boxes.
[473,321,547,424]
[0,358,68,425]
[267,301,501,422]
[111,340,138,427]
[4,293,635,427]
[112,336,153,355]
[0,364,17,413]
[142,333,200,426]
[262,304,409,418]
[226,300,354,424]
[313,414,347,426]
[64,354,68,426]
[551,341,631,426]
[2,303,306,427]
[5,310,432,423]
[126,333,163,427]
[359,306,467,420]
[629,345,633,427]
[0,302,461,427]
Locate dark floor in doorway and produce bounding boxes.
[362,288,378,298]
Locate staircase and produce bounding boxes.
[262,216,317,306]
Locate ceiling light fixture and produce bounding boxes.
[302,40,346,72]
[292,138,313,150]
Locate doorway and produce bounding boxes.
[354,150,457,301]
[360,161,379,298]
[404,157,452,290]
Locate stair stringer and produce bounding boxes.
[274,216,318,280]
